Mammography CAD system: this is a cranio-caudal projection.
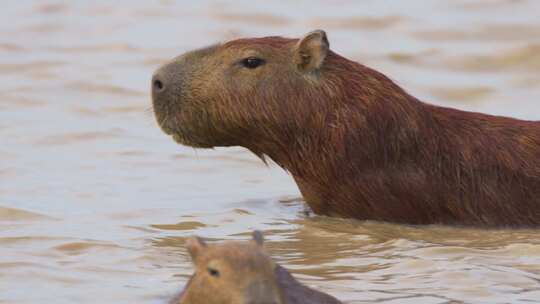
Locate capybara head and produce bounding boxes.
[176,231,283,304]
[152,30,346,151]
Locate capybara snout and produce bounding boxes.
[151,56,186,109]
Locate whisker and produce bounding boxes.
[144,106,154,116]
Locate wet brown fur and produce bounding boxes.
[152,32,540,227]
[171,232,341,304]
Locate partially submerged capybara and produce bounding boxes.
[171,231,342,304]
[152,30,540,227]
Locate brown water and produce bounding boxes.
[1,1,540,303]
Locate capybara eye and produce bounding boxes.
[207,267,220,277]
[241,57,265,69]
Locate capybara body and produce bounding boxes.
[152,30,540,227]
[171,231,342,304]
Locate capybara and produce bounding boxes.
[170,231,342,304]
[152,30,540,227]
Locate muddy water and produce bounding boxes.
[1,1,539,303]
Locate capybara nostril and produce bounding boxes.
[153,78,164,92]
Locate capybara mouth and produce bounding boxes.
[152,109,176,135]
[152,104,210,148]
[171,132,214,148]
[154,116,189,145]
[158,123,174,135]
[161,122,215,148]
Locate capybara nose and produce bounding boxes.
[152,74,165,94]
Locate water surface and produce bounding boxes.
[1,1,540,303]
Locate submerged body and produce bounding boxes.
[172,231,341,304]
[152,30,540,227]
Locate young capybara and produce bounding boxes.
[151,30,540,227]
[170,231,342,304]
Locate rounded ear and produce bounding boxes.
[294,29,329,73]
[186,236,207,262]
[251,230,264,246]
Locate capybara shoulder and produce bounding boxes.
[152,30,540,227]
[171,231,342,304]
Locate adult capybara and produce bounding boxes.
[170,231,342,304]
[152,30,540,227]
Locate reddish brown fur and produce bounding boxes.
[152,31,540,227]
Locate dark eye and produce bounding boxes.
[241,57,265,69]
[207,267,220,277]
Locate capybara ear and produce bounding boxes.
[294,29,329,72]
[186,236,207,262]
[251,230,264,246]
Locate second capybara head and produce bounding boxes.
[176,231,284,304]
[151,30,349,150]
